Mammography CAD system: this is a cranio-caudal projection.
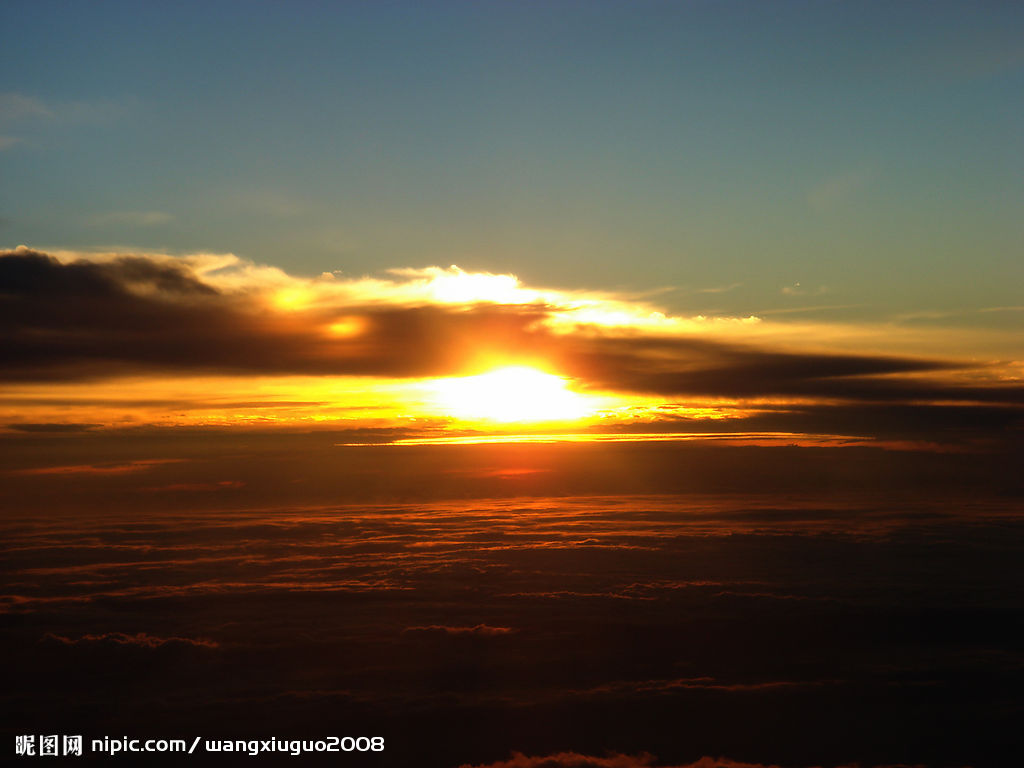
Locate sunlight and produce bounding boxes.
[423,266,531,304]
[326,316,366,337]
[428,366,592,423]
[271,287,311,311]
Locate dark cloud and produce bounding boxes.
[4,485,1021,765]
[0,248,216,299]
[582,677,843,695]
[0,248,544,381]
[612,403,1024,443]
[7,422,98,432]
[558,335,1021,405]
[2,249,1023,444]
[404,625,515,636]
[42,631,219,649]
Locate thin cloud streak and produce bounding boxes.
[87,211,175,228]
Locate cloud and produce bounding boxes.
[756,304,856,316]
[0,92,53,123]
[144,480,245,492]
[10,459,182,476]
[213,188,308,217]
[0,92,122,125]
[403,624,514,636]
[0,248,546,381]
[0,92,122,149]
[583,676,843,695]
[695,283,742,295]
[7,422,98,433]
[1,248,1022,442]
[979,305,1024,314]
[807,169,874,211]
[780,283,828,297]
[0,93,51,150]
[87,211,175,228]
[42,632,219,649]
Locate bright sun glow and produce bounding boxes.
[429,367,592,423]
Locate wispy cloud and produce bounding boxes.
[807,168,874,211]
[0,91,124,149]
[212,188,310,218]
[403,624,514,636]
[87,211,175,228]
[0,92,52,151]
[780,282,828,297]
[7,422,98,433]
[756,304,857,316]
[10,459,183,476]
[695,283,742,295]
[43,632,219,649]
[0,92,53,122]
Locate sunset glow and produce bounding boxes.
[427,366,594,423]
[3,3,1022,766]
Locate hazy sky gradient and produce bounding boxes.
[3,0,1022,322]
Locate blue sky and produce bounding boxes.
[2,1,1022,321]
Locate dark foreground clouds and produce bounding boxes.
[0,248,542,380]
[2,433,1022,766]
[3,250,1023,438]
[3,487,1021,766]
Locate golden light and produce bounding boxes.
[272,287,311,311]
[326,316,365,337]
[425,266,529,304]
[427,366,593,423]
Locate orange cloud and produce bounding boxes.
[2,248,1022,444]
[10,459,182,476]
[42,631,219,649]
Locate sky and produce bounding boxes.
[3,4,1024,767]
[2,0,1023,441]
[2,0,1022,320]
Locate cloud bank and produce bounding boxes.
[1,247,1022,441]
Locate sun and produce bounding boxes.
[428,366,592,423]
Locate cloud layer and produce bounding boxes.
[2,248,1022,442]
[4,488,1019,765]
